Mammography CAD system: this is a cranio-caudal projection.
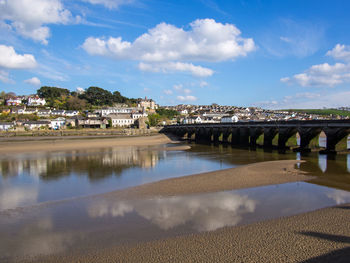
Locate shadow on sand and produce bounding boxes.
[299,231,350,263]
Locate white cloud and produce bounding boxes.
[139,62,213,77]
[281,44,350,87]
[82,0,134,9]
[326,44,350,62]
[177,95,197,102]
[76,87,85,94]
[83,19,255,62]
[82,19,255,77]
[199,80,208,88]
[184,88,191,94]
[24,77,41,86]
[173,84,183,91]
[0,0,72,44]
[163,89,173,95]
[0,70,15,84]
[0,45,37,69]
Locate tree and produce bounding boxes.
[66,96,87,110]
[148,113,161,127]
[79,86,113,106]
[37,86,70,108]
[156,108,179,119]
[37,86,70,99]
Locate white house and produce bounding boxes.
[64,110,79,117]
[24,121,51,130]
[51,110,65,116]
[37,109,51,117]
[95,107,134,117]
[183,116,202,124]
[28,96,46,106]
[221,115,239,123]
[131,112,148,119]
[109,114,135,127]
[6,97,22,106]
[0,122,14,131]
[11,107,26,114]
[180,109,188,115]
[51,117,66,130]
[23,108,37,115]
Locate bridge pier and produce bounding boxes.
[278,128,297,149]
[239,127,250,146]
[221,128,230,143]
[263,128,278,148]
[322,128,349,154]
[249,127,263,146]
[294,128,321,152]
[231,128,240,145]
[212,128,220,143]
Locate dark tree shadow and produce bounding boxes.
[298,231,350,263]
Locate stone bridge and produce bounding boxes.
[161,120,350,153]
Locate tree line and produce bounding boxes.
[36,86,138,110]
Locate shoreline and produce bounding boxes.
[0,133,176,154]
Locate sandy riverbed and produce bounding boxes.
[2,136,349,262]
[31,203,350,263]
[0,134,175,154]
[15,159,350,263]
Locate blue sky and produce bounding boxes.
[1,0,350,108]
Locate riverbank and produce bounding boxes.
[0,133,175,154]
[107,159,311,199]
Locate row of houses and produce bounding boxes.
[6,96,46,106]
[0,112,148,131]
[181,115,239,124]
[6,107,80,117]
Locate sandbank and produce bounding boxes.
[0,134,174,154]
[107,159,311,199]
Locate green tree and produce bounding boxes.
[148,113,161,127]
[37,86,70,99]
[37,86,70,108]
[79,86,113,106]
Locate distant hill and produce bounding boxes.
[285,109,350,117]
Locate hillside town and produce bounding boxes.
[0,89,349,131]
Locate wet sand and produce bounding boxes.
[0,134,174,154]
[31,203,350,263]
[108,159,311,199]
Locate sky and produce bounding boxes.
[1,0,350,109]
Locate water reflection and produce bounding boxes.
[0,147,162,179]
[2,142,350,210]
[318,154,327,173]
[1,182,350,262]
[88,192,257,231]
[0,186,38,211]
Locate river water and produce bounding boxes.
[1,142,350,261]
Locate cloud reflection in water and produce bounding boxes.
[88,192,257,232]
